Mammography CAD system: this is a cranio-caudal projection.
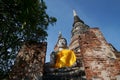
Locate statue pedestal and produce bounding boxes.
[44,63,86,80]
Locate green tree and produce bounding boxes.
[0,0,56,79]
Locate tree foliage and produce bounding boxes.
[0,0,56,78]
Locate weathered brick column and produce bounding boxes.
[79,28,120,80]
[9,41,47,80]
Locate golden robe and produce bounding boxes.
[54,49,76,68]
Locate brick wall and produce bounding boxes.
[9,41,47,80]
[79,28,120,80]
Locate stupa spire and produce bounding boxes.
[73,10,84,25]
[73,10,77,16]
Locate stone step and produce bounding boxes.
[44,71,86,80]
[45,67,85,76]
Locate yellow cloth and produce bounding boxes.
[54,49,76,68]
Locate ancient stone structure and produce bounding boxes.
[69,10,120,80]
[44,10,120,80]
[9,10,120,80]
[9,41,47,80]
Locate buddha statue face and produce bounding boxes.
[57,38,67,48]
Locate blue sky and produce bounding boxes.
[44,0,120,62]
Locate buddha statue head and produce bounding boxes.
[56,32,67,51]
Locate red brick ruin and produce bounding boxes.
[9,10,120,80]
[9,41,47,80]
